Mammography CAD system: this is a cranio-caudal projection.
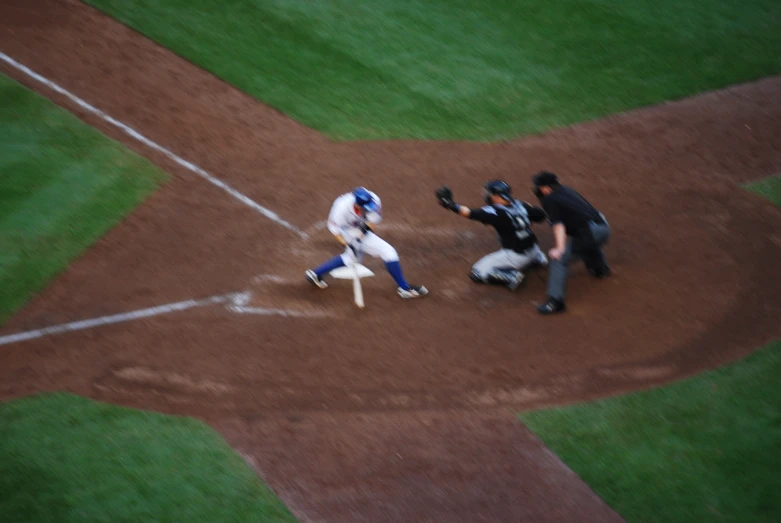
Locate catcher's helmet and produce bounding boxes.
[484,180,512,203]
[352,186,380,213]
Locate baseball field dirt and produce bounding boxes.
[1,1,781,521]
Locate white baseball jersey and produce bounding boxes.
[327,191,399,264]
[327,191,383,238]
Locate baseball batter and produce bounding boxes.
[305,187,428,299]
[435,180,547,290]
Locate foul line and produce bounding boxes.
[0,52,306,239]
[0,289,336,347]
[0,294,235,347]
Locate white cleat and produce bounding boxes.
[397,286,428,299]
[305,270,328,289]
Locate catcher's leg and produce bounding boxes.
[525,244,548,268]
[471,250,526,291]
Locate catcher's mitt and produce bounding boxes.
[435,185,459,213]
[435,185,453,202]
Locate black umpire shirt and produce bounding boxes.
[541,185,605,237]
[468,200,546,252]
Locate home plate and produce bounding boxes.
[329,264,374,309]
[330,264,375,279]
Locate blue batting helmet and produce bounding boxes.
[352,187,379,213]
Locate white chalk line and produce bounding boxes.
[228,305,335,318]
[252,274,294,284]
[227,290,335,318]
[0,288,336,347]
[0,52,306,239]
[0,294,236,347]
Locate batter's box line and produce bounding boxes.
[226,290,336,318]
[228,305,335,318]
[0,291,333,348]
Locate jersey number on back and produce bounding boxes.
[510,211,531,240]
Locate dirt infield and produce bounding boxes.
[2,1,781,521]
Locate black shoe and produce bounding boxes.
[506,272,525,291]
[483,269,525,291]
[537,297,566,315]
[588,265,612,279]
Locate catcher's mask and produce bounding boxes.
[483,180,512,205]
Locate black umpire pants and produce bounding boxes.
[547,221,611,301]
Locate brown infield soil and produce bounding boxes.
[2,1,781,521]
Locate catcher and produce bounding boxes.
[436,180,548,290]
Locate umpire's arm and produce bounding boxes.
[522,202,547,223]
[542,199,567,259]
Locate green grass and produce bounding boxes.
[85,0,781,140]
[0,393,297,523]
[519,174,781,523]
[0,74,166,325]
[745,174,781,206]
[520,341,781,523]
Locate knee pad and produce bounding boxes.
[381,246,399,263]
[340,251,357,265]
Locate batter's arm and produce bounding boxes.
[328,194,355,244]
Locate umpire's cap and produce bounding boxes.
[532,171,560,187]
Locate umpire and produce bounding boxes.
[531,172,611,314]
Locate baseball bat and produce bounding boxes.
[352,264,365,308]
